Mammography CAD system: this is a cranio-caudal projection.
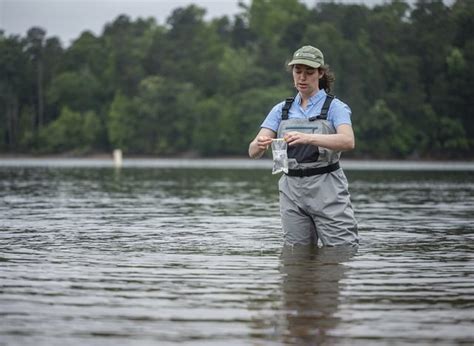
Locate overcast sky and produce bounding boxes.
[0,0,453,47]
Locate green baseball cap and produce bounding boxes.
[288,45,324,68]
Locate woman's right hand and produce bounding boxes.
[249,128,276,159]
[256,136,273,150]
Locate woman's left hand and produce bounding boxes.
[284,131,312,146]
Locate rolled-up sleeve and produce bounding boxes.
[329,100,352,128]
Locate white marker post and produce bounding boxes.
[113,149,123,168]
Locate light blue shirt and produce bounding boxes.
[260,89,352,132]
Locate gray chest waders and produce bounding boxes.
[276,95,358,247]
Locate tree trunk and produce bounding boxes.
[37,60,44,128]
[6,95,19,150]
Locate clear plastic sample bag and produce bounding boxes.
[271,138,288,174]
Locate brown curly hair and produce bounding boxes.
[318,65,335,93]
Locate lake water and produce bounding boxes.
[1,159,474,345]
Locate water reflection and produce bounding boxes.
[279,245,356,344]
[1,162,473,345]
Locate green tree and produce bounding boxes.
[443,0,474,149]
[103,15,156,96]
[357,99,414,157]
[107,92,136,152]
[64,31,107,78]
[47,69,103,113]
[410,0,454,100]
[1,0,473,158]
[107,76,199,154]
[192,96,234,155]
[39,108,103,153]
[160,5,227,96]
[25,27,47,129]
[0,33,30,150]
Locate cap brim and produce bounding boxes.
[288,59,322,68]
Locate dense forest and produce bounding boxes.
[1,0,473,159]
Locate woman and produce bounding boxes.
[248,45,358,247]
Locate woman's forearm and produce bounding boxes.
[248,140,266,159]
[307,133,355,152]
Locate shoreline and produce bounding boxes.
[1,156,474,171]
[0,152,473,162]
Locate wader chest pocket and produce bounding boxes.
[285,126,319,132]
[285,126,320,163]
[288,144,319,163]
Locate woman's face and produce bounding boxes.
[292,64,322,97]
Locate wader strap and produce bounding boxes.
[286,161,340,177]
[319,94,335,120]
[281,97,295,120]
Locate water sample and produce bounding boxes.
[271,138,288,174]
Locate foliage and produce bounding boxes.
[0,0,473,158]
[38,107,103,153]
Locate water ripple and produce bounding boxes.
[1,164,473,345]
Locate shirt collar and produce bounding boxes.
[295,89,327,106]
